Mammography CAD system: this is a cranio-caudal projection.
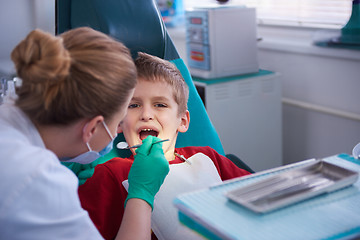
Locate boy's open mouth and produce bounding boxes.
[139,128,159,140]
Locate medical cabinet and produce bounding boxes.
[194,70,282,172]
[186,6,259,79]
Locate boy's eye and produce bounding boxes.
[128,103,140,109]
[155,103,167,108]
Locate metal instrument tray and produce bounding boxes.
[226,160,359,213]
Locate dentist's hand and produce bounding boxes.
[125,136,170,209]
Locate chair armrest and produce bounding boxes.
[226,154,255,173]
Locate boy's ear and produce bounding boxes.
[117,121,124,133]
[178,110,190,133]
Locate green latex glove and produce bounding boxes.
[125,136,170,209]
[62,156,109,185]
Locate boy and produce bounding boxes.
[78,52,251,240]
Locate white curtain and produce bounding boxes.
[184,0,353,28]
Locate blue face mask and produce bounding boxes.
[98,139,114,156]
[60,121,115,164]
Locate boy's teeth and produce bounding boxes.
[139,128,158,140]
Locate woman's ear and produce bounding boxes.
[82,115,104,143]
[178,110,190,133]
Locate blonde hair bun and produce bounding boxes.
[11,29,71,84]
[12,27,136,125]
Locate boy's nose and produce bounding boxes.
[140,106,154,121]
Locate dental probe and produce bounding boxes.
[117,139,169,150]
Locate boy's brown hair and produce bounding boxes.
[135,52,189,115]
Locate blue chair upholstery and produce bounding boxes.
[56,0,254,178]
[57,0,179,61]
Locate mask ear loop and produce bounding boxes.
[82,123,93,152]
[102,121,115,141]
[85,142,93,151]
[83,121,115,152]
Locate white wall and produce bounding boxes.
[0,0,55,76]
[168,24,360,165]
[258,25,360,164]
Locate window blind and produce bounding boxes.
[184,0,353,28]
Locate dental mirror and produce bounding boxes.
[116,142,131,149]
[117,139,169,150]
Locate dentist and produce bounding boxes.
[0,27,169,240]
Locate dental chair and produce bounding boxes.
[56,0,254,184]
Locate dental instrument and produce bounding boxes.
[117,139,169,150]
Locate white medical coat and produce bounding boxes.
[0,102,103,240]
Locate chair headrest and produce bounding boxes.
[57,0,179,60]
